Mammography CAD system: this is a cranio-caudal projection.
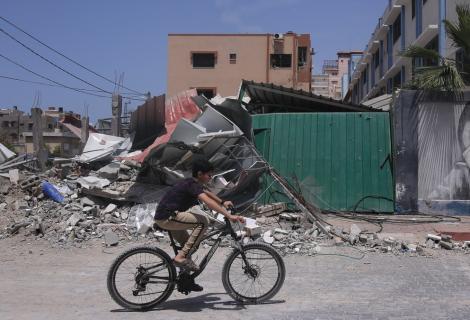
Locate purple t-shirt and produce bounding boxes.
[155,178,204,219]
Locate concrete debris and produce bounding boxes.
[102,203,117,215]
[439,241,453,250]
[76,176,111,189]
[9,169,19,184]
[427,234,442,241]
[263,230,274,244]
[104,230,119,246]
[127,202,158,234]
[97,163,120,180]
[255,202,287,216]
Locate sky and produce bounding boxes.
[1,0,387,121]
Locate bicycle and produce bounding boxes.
[106,209,286,310]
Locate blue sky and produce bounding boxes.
[1,0,386,121]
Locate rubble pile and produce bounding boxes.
[232,211,470,257]
[0,160,168,247]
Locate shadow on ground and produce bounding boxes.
[110,293,285,313]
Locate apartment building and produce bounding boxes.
[167,32,312,98]
[0,106,85,156]
[312,51,362,100]
[347,0,463,104]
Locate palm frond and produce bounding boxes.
[444,4,470,54]
[413,63,465,92]
[400,45,441,61]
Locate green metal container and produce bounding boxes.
[252,112,394,213]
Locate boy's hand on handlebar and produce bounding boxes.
[228,215,245,223]
[222,200,234,209]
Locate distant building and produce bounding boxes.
[311,51,362,100]
[167,32,313,97]
[0,106,91,157]
[346,0,463,104]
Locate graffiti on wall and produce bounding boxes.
[419,102,470,200]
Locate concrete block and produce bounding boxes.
[427,234,442,241]
[104,230,119,246]
[244,225,261,237]
[80,197,95,207]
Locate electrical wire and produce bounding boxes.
[0,53,111,98]
[0,27,112,94]
[0,74,108,92]
[0,16,147,97]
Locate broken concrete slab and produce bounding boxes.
[102,203,117,215]
[97,163,120,180]
[77,176,111,189]
[80,197,95,207]
[66,213,82,226]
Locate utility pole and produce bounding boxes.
[111,94,122,137]
[31,107,47,171]
[81,115,89,147]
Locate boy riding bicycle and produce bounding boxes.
[154,159,245,275]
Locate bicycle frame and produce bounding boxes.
[167,215,245,279]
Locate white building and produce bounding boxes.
[346,0,464,104]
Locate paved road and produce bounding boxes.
[1,238,469,320]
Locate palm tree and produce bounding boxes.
[401,3,470,93]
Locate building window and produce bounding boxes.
[48,124,53,130]
[270,54,292,68]
[195,88,216,99]
[373,50,380,69]
[298,47,307,67]
[392,70,402,89]
[412,0,416,19]
[192,52,216,68]
[423,0,427,4]
[28,123,33,130]
[229,53,237,64]
[392,13,401,44]
[423,36,439,66]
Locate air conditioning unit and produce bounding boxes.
[274,33,284,40]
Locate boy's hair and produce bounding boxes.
[192,159,214,177]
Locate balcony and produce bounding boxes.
[412,24,438,47]
[383,5,402,26]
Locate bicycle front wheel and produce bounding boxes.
[222,243,285,303]
[107,246,176,310]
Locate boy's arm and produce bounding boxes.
[198,193,244,223]
[203,190,234,208]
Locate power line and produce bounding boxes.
[0,26,112,94]
[0,74,109,93]
[0,16,147,96]
[0,53,111,98]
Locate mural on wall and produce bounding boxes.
[419,102,470,200]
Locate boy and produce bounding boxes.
[154,159,245,273]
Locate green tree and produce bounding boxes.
[401,4,470,94]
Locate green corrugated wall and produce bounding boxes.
[252,112,394,212]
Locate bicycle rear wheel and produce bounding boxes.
[107,246,176,310]
[222,243,285,304]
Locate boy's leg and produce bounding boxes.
[155,211,209,256]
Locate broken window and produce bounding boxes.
[270,54,292,68]
[229,53,237,64]
[192,52,216,68]
[298,47,307,67]
[392,70,402,89]
[196,88,216,99]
